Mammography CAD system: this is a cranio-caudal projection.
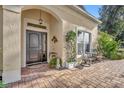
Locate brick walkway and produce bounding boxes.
[8,60,124,88]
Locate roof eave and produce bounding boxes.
[69,5,102,24]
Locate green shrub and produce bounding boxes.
[48,58,57,68]
[110,52,124,60]
[0,81,6,88]
[98,32,120,60]
[118,48,124,54]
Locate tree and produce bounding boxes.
[99,5,124,41]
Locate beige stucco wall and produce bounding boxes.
[0,6,3,76]
[36,6,98,30]
[50,17,63,58]
[21,6,98,29]
[2,6,21,83]
[91,26,98,48]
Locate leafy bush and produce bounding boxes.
[110,52,124,60]
[48,58,57,68]
[0,81,6,88]
[98,32,120,60]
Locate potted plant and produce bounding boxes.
[48,57,62,69]
[0,81,6,88]
[48,57,57,68]
[65,30,76,69]
[66,58,76,69]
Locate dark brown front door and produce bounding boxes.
[26,30,47,64]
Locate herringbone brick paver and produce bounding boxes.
[8,60,124,88]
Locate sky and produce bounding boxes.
[84,5,102,18]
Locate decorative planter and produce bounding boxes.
[66,62,76,69]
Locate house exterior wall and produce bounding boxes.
[0,5,99,83]
[0,6,3,76]
[21,5,99,64]
[50,17,63,59]
[35,6,99,64]
[21,6,98,29]
[44,6,98,30]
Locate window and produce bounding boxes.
[77,30,91,55]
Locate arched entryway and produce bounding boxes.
[21,6,63,68]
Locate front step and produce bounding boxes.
[27,61,47,66]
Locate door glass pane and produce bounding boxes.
[30,34,39,48]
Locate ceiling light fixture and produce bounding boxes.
[39,10,43,25]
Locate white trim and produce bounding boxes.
[22,18,49,67]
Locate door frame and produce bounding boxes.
[22,18,49,67]
[26,30,47,64]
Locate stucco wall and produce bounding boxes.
[90,26,98,48]
[0,6,3,76]
[1,5,99,83]
[50,17,63,58]
[36,6,98,30]
[21,6,98,30]
[59,6,98,30]
[2,8,21,83]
